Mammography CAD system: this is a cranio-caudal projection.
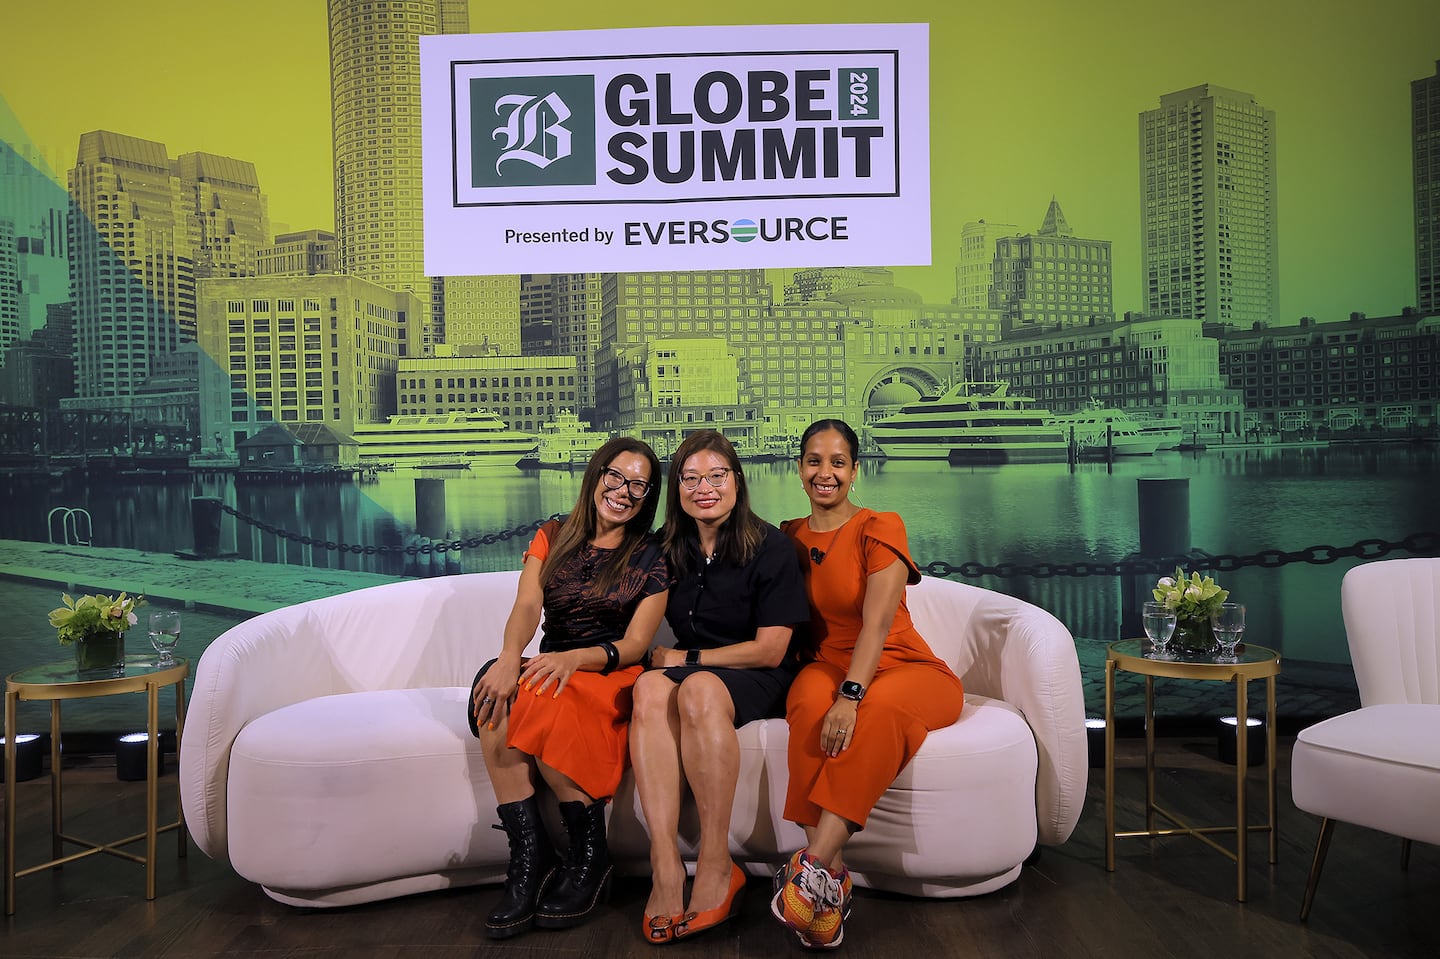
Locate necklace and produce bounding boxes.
[807,520,849,566]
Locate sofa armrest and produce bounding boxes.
[908,579,1087,847]
[180,571,527,863]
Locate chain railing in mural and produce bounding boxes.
[213,501,1439,573]
[216,502,562,558]
[917,532,1440,580]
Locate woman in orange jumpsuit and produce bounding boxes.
[773,419,965,950]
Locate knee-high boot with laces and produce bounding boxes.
[486,796,558,939]
[533,799,612,929]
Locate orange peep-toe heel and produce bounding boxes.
[673,862,746,940]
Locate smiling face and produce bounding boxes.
[799,428,859,509]
[593,450,653,531]
[677,448,737,527]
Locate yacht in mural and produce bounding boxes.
[1047,404,1162,457]
[870,381,1071,463]
[533,410,611,468]
[352,412,538,470]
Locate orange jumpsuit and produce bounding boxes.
[780,510,964,829]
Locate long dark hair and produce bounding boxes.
[662,430,768,578]
[799,419,860,463]
[541,436,662,596]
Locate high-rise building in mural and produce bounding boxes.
[68,131,194,401]
[175,152,269,279]
[1413,60,1440,313]
[1140,84,1278,327]
[328,0,468,355]
[521,272,610,416]
[953,218,1017,309]
[0,142,69,350]
[989,199,1115,332]
[436,275,521,355]
[67,131,267,402]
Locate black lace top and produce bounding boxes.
[528,519,670,653]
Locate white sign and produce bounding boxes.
[420,23,930,274]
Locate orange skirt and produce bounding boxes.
[505,664,644,801]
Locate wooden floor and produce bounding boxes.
[2,738,1436,959]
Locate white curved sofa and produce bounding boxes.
[180,570,1087,908]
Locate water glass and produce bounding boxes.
[148,610,181,666]
[1211,602,1246,657]
[1142,601,1177,655]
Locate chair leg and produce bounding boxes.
[1299,818,1336,922]
[1401,838,1412,872]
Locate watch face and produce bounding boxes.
[839,681,865,700]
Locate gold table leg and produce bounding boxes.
[1104,657,1116,872]
[1144,675,1156,835]
[1235,675,1249,901]
[1267,674,1278,864]
[4,689,16,916]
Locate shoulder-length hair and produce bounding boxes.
[541,436,662,596]
[661,429,768,578]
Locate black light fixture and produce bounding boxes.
[1085,717,1107,769]
[1,734,43,782]
[1216,716,1264,766]
[115,732,165,781]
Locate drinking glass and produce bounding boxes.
[1211,603,1246,658]
[148,610,181,666]
[1142,601,1177,655]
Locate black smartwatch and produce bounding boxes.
[838,680,866,702]
[686,648,701,666]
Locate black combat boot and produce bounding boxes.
[533,799,612,929]
[486,795,558,939]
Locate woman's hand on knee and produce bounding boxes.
[473,654,523,731]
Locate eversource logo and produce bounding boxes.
[470,75,597,187]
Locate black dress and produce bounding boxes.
[661,524,810,726]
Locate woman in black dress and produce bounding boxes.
[629,430,810,943]
[468,437,669,939]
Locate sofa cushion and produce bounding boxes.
[1292,703,1440,845]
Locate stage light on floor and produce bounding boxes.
[1086,717,1107,768]
[1,734,43,782]
[1217,716,1264,766]
[116,732,165,781]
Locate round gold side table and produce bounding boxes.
[4,655,189,915]
[1103,639,1280,901]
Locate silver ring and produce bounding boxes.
[837,728,846,735]
[481,696,492,706]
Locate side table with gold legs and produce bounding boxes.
[4,656,189,915]
[1103,640,1280,901]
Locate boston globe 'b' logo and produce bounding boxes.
[470,75,596,187]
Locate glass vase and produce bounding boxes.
[75,631,126,678]
[1172,618,1215,655]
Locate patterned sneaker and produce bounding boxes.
[798,868,849,950]
[770,849,833,935]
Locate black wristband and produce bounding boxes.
[599,641,619,675]
[686,647,701,667]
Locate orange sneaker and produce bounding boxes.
[770,849,836,937]
[799,865,850,949]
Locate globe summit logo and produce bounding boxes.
[468,66,886,193]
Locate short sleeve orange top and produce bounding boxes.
[781,509,950,674]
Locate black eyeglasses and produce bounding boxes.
[678,468,732,491]
[600,467,652,499]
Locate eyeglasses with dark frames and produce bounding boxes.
[600,467,652,499]
[678,468,732,491]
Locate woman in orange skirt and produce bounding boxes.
[773,419,965,950]
[468,437,670,939]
